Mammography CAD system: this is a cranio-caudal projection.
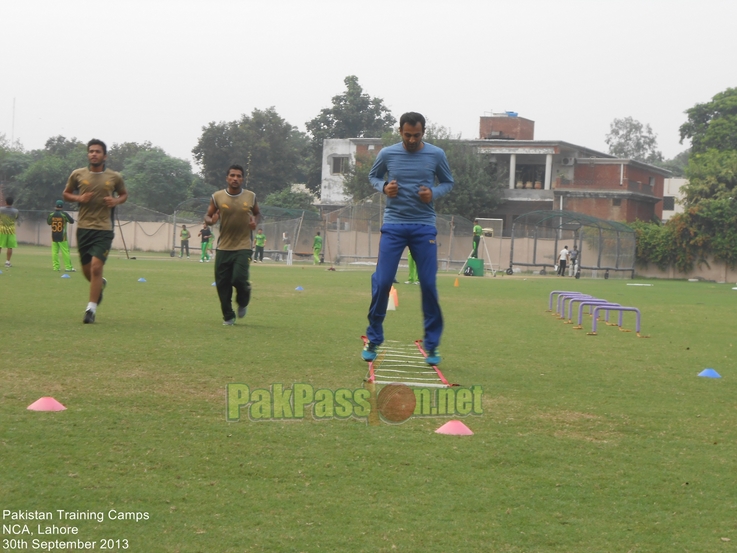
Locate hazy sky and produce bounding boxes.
[2,0,736,168]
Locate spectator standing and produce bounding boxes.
[557,245,569,276]
[254,228,265,262]
[179,225,191,258]
[47,200,76,272]
[198,222,212,263]
[0,196,19,268]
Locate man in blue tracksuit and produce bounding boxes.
[362,112,454,365]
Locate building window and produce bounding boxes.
[649,177,655,187]
[613,198,622,207]
[331,156,349,175]
[663,196,675,211]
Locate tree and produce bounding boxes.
[188,174,217,200]
[11,138,87,210]
[633,198,737,272]
[679,88,737,206]
[263,187,317,211]
[342,151,380,202]
[192,107,309,201]
[0,134,31,196]
[682,149,737,205]
[306,76,396,141]
[605,117,663,163]
[305,76,396,192]
[679,87,737,154]
[421,126,505,221]
[43,135,85,158]
[655,149,689,177]
[107,141,158,172]
[634,88,737,270]
[122,149,196,213]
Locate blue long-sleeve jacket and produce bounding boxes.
[368,142,454,225]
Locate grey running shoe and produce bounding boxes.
[223,318,236,326]
[237,306,248,319]
[83,310,96,324]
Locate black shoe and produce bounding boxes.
[83,310,96,324]
[98,278,107,305]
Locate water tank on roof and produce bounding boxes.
[505,111,518,117]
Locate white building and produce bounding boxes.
[320,138,383,205]
[662,178,687,221]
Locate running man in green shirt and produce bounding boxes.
[47,200,76,272]
[313,231,323,265]
[254,228,265,262]
[471,219,482,258]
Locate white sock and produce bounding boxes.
[87,302,98,313]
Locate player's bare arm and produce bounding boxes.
[204,199,219,225]
[250,200,261,230]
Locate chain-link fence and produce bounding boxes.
[13,195,504,271]
[13,201,327,261]
[321,193,504,271]
[14,204,173,252]
[509,210,635,278]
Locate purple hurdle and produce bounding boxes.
[555,293,592,319]
[588,305,648,337]
[548,291,589,312]
[573,301,620,329]
[569,299,616,326]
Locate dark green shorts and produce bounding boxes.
[77,228,114,266]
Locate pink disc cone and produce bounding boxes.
[27,397,66,411]
[435,420,473,435]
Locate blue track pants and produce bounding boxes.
[366,224,443,351]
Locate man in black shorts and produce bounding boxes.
[63,139,128,324]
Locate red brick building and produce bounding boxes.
[480,113,535,140]
[466,113,669,233]
[320,114,670,230]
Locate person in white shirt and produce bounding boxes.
[557,246,569,276]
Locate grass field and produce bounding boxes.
[2,245,737,552]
